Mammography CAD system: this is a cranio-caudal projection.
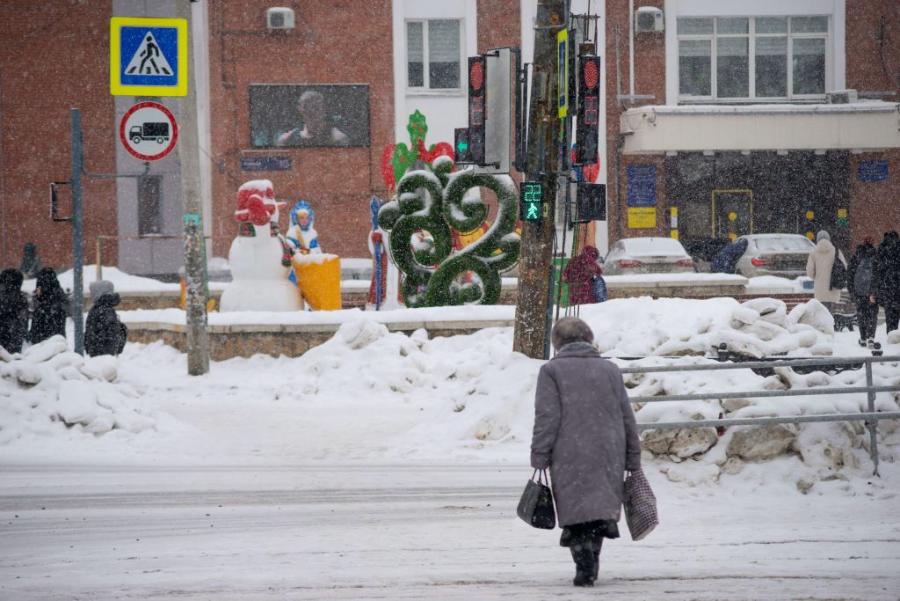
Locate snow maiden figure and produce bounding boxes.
[286,199,342,310]
[219,180,303,312]
[286,200,321,255]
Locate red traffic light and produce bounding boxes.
[469,59,484,92]
[582,59,599,90]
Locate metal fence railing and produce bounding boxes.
[619,355,900,476]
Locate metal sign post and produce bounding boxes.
[70,110,85,355]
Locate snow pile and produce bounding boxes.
[22,265,178,294]
[1,297,898,493]
[0,336,156,445]
[578,297,835,359]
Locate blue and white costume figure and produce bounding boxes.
[286,200,321,255]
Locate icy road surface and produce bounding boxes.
[1,464,898,600]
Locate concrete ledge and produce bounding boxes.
[127,317,513,360]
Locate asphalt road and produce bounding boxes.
[1,464,898,600]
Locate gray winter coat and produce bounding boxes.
[530,343,642,526]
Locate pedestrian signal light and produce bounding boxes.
[575,54,602,165]
[520,181,543,223]
[454,127,472,164]
[467,56,486,165]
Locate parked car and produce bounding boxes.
[731,233,816,278]
[602,237,695,275]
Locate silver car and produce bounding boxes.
[602,237,696,275]
[733,234,815,278]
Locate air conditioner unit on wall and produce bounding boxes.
[826,89,858,104]
[635,7,664,33]
[266,7,295,30]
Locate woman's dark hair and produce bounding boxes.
[551,317,594,350]
[35,268,64,299]
[1,268,24,291]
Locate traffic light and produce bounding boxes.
[575,54,601,165]
[574,183,606,223]
[467,56,486,165]
[454,127,472,163]
[520,181,543,223]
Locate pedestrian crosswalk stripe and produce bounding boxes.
[124,31,173,76]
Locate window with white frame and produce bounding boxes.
[677,16,828,101]
[406,19,462,90]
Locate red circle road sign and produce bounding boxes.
[119,101,179,161]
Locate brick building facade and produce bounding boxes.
[1,0,897,275]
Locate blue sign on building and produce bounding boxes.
[858,160,888,182]
[110,17,188,96]
[627,164,657,207]
[240,156,293,172]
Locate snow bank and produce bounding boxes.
[22,266,178,294]
[0,336,157,448]
[2,297,898,494]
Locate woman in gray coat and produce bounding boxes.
[531,317,642,586]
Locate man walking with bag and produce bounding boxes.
[530,317,643,586]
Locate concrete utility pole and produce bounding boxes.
[177,0,210,375]
[513,0,566,359]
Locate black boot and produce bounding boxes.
[570,542,596,587]
[592,538,603,582]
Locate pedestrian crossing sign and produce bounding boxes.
[110,17,188,96]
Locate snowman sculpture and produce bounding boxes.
[219,180,303,312]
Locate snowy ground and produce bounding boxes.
[1,464,898,600]
[2,297,899,599]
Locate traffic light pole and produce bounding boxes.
[513,0,566,360]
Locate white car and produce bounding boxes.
[732,234,816,279]
[602,237,695,275]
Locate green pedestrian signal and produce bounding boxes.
[454,127,472,163]
[520,181,543,223]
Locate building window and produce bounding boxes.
[406,19,461,90]
[138,175,162,236]
[677,16,828,102]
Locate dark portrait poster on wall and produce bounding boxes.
[249,84,370,148]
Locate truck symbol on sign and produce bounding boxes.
[129,122,170,144]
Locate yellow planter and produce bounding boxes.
[292,253,342,310]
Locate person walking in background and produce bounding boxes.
[85,280,128,357]
[0,268,29,353]
[531,317,642,587]
[873,230,900,335]
[806,230,844,313]
[19,243,41,280]
[27,268,68,344]
[562,246,604,306]
[847,238,878,347]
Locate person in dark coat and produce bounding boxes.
[19,243,42,280]
[562,246,603,305]
[847,238,878,345]
[85,280,128,357]
[0,268,29,353]
[27,268,68,344]
[531,317,642,587]
[710,237,748,273]
[873,230,900,334]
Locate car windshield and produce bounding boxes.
[621,238,687,257]
[753,236,815,252]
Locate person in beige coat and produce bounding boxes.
[806,230,845,309]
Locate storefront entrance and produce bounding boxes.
[667,151,850,258]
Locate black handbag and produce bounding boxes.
[517,469,556,529]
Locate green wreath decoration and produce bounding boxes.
[377,158,521,307]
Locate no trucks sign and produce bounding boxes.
[119,101,179,161]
